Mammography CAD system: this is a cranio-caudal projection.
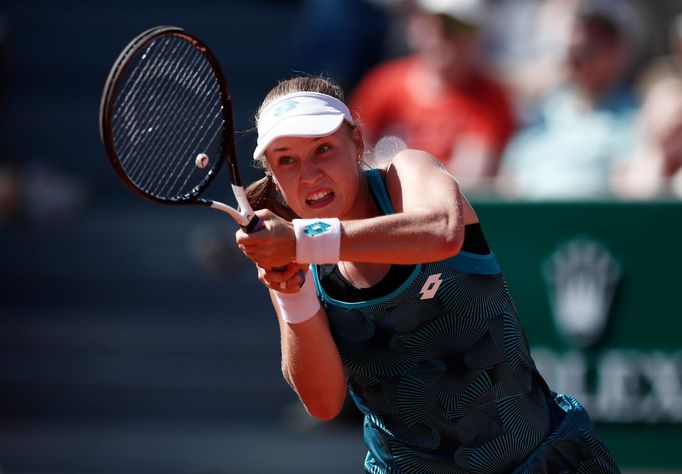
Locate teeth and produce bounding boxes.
[307,191,331,202]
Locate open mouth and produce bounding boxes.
[305,190,335,209]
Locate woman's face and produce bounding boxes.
[264,125,366,220]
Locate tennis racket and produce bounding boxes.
[99,25,260,232]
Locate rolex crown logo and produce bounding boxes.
[543,238,621,348]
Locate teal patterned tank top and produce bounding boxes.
[311,169,555,473]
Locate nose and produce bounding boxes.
[300,156,323,184]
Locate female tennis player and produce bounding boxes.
[235,75,619,473]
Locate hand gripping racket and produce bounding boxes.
[99,25,261,233]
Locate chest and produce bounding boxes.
[322,263,513,374]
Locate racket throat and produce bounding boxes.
[208,201,247,225]
[208,184,255,227]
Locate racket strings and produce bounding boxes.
[162,108,223,197]
[113,37,198,185]
[111,34,224,200]
[128,49,210,191]
[122,43,210,183]
[141,57,222,195]
[116,37,216,194]
[114,38,180,157]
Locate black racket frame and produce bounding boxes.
[99,25,258,231]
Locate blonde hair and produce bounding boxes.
[247,75,356,221]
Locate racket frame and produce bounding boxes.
[99,25,258,230]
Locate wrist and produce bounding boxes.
[292,218,341,264]
[273,270,321,324]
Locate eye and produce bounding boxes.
[277,155,296,166]
[316,143,332,155]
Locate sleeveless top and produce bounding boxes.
[311,169,557,473]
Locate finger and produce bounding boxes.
[283,263,307,287]
[235,228,249,244]
[262,270,302,294]
[262,269,287,286]
[258,269,288,293]
[260,263,292,278]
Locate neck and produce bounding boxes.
[344,172,379,220]
[337,170,389,287]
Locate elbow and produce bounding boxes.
[283,365,346,421]
[306,400,344,421]
[438,210,464,258]
[301,387,346,421]
[443,228,464,257]
[281,363,293,388]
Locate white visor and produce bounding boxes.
[253,91,354,160]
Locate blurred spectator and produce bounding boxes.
[0,12,88,226]
[612,13,682,200]
[0,160,90,226]
[0,165,20,223]
[484,0,582,123]
[0,10,16,223]
[498,0,641,200]
[637,12,682,97]
[289,0,400,93]
[612,76,682,199]
[349,0,516,191]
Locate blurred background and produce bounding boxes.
[0,0,681,472]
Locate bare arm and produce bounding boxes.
[341,149,466,263]
[256,265,347,421]
[237,150,471,267]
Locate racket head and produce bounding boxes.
[99,25,240,206]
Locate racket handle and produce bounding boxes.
[243,215,263,234]
[242,214,289,273]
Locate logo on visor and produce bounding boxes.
[273,99,300,117]
[303,221,331,236]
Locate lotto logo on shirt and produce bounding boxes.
[419,273,443,300]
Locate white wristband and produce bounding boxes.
[292,218,341,264]
[273,270,321,324]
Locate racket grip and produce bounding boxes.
[242,214,288,272]
[243,215,263,234]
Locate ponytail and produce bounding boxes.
[245,174,298,221]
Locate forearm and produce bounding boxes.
[236,150,469,268]
[271,291,347,420]
[339,203,464,265]
[335,151,465,264]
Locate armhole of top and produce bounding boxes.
[365,168,395,215]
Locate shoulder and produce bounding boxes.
[386,149,446,173]
[382,149,457,196]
